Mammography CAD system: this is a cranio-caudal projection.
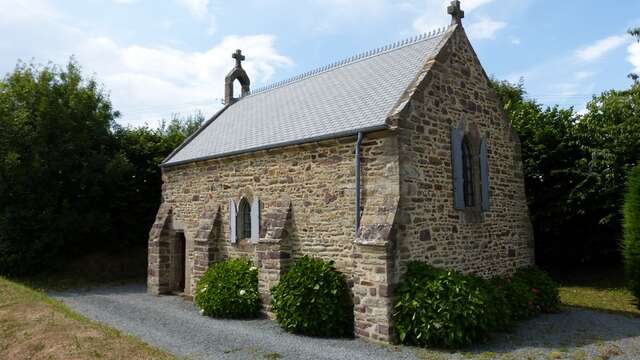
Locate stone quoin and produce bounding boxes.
[147,1,534,343]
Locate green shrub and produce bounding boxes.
[393,262,560,348]
[501,274,537,320]
[271,256,353,337]
[482,276,514,330]
[393,262,493,348]
[194,258,260,318]
[624,164,640,308]
[511,266,560,313]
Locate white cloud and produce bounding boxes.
[0,0,292,127]
[574,71,595,80]
[74,35,292,126]
[112,0,140,4]
[575,35,627,62]
[412,0,454,32]
[467,17,506,40]
[307,0,390,34]
[177,0,210,19]
[461,0,497,12]
[412,0,498,34]
[510,36,521,45]
[318,0,388,10]
[0,0,59,25]
[174,0,217,35]
[628,42,640,74]
[206,14,217,35]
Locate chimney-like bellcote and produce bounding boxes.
[224,49,251,105]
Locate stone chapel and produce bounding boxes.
[148,1,534,342]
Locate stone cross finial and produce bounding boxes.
[232,49,245,68]
[447,0,464,25]
[225,49,251,105]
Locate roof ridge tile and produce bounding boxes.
[249,25,452,96]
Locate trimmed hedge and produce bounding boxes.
[271,256,353,337]
[624,163,640,308]
[194,258,260,318]
[393,262,559,348]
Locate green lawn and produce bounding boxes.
[554,265,639,316]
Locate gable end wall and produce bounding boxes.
[393,26,534,282]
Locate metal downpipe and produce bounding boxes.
[355,132,364,237]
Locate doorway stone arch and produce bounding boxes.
[147,203,191,295]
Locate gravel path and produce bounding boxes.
[51,283,640,360]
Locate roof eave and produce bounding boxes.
[161,124,390,168]
[160,104,231,165]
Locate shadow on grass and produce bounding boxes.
[471,308,640,354]
[447,265,640,358]
[13,248,148,292]
[561,304,639,318]
[549,263,626,290]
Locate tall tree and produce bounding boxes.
[492,79,585,265]
[623,164,640,307]
[0,59,204,276]
[110,113,204,248]
[0,60,121,274]
[629,27,640,82]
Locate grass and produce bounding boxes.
[553,265,639,317]
[0,276,175,360]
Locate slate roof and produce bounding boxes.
[163,26,454,166]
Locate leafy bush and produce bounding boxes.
[623,164,640,307]
[511,266,560,313]
[195,259,260,318]
[393,262,560,348]
[271,256,353,337]
[481,276,514,330]
[501,274,537,320]
[393,262,493,348]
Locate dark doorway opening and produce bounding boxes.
[173,231,186,293]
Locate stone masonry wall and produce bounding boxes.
[392,25,534,283]
[150,130,399,342]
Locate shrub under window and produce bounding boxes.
[393,262,493,348]
[393,262,560,348]
[271,256,353,337]
[195,258,260,318]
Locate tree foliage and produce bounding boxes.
[623,164,640,307]
[0,60,202,275]
[492,78,640,266]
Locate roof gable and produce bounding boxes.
[163,26,455,166]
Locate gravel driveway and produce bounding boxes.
[52,283,640,360]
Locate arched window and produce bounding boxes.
[237,198,252,240]
[461,139,475,207]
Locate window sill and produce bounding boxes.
[459,207,484,224]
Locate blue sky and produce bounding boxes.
[1,0,639,127]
